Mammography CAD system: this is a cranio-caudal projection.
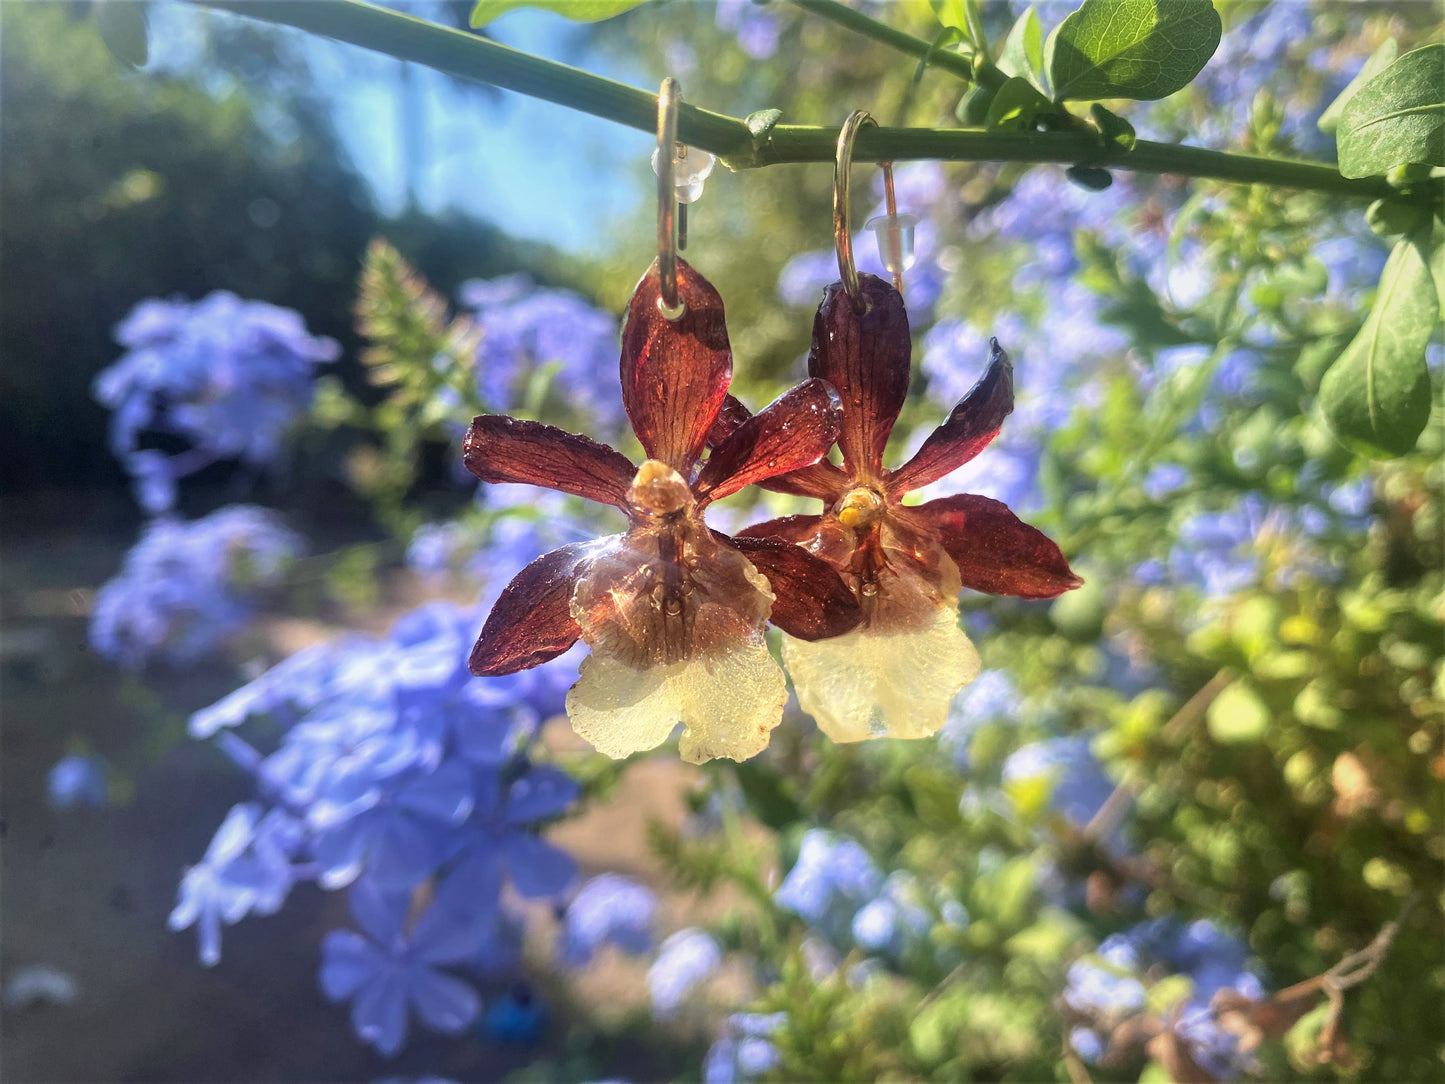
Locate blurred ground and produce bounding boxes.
[0,494,736,1083]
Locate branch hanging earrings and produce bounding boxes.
[722,111,1082,743]
[462,81,852,764]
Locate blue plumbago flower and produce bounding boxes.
[458,278,625,433]
[1002,736,1115,829]
[168,804,301,966]
[189,637,388,738]
[405,522,472,580]
[94,292,338,512]
[1167,495,1269,598]
[46,754,108,809]
[480,982,546,1044]
[182,596,585,1024]
[320,875,482,1058]
[1068,1025,1105,1063]
[1143,464,1190,502]
[559,874,658,967]
[774,829,883,945]
[938,668,1018,770]
[704,1012,787,1084]
[438,763,579,904]
[850,872,932,959]
[1171,4,1348,154]
[90,506,301,669]
[1065,918,1265,1077]
[647,928,722,1018]
[715,0,781,59]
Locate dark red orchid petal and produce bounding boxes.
[762,461,851,501]
[469,541,594,676]
[703,396,849,501]
[914,494,1083,599]
[695,379,843,503]
[809,273,911,481]
[888,338,1014,495]
[620,257,733,474]
[706,394,751,448]
[464,415,635,510]
[735,514,824,545]
[724,534,862,641]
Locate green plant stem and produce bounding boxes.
[194,0,751,150]
[190,0,1414,202]
[790,0,990,87]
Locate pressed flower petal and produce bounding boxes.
[705,398,849,501]
[808,274,911,481]
[735,514,825,546]
[761,460,851,500]
[470,542,597,677]
[570,527,773,668]
[694,379,843,503]
[463,415,635,509]
[727,535,862,641]
[782,608,981,743]
[706,394,751,447]
[565,640,787,764]
[913,495,1083,599]
[620,257,733,473]
[888,339,1013,494]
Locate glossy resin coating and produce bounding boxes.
[464,258,857,763]
[728,274,1082,743]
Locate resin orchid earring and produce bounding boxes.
[462,80,858,765]
[719,111,1083,745]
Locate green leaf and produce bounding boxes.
[469,0,643,28]
[1206,680,1271,744]
[984,75,1054,130]
[914,25,969,86]
[1047,0,1221,103]
[999,6,1045,87]
[1319,237,1438,458]
[94,0,149,68]
[1337,45,1445,179]
[732,760,803,831]
[745,108,784,138]
[1090,103,1136,150]
[928,0,969,31]
[1318,37,1397,136]
[956,84,996,126]
[1429,220,1445,316]
[1365,198,1431,239]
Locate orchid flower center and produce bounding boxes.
[834,486,886,530]
[628,459,694,519]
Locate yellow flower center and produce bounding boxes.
[834,486,885,529]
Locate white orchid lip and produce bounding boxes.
[782,607,981,744]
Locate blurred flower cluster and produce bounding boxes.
[67,1,1443,1080]
[177,599,581,1053]
[94,291,338,514]
[90,505,300,668]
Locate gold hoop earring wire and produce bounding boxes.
[656,78,685,319]
[834,111,904,311]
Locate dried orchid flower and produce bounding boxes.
[725,273,1082,744]
[464,259,859,764]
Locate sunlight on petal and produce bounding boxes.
[566,641,787,764]
[783,607,981,743]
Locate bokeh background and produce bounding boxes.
[2,2,1442,1082]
